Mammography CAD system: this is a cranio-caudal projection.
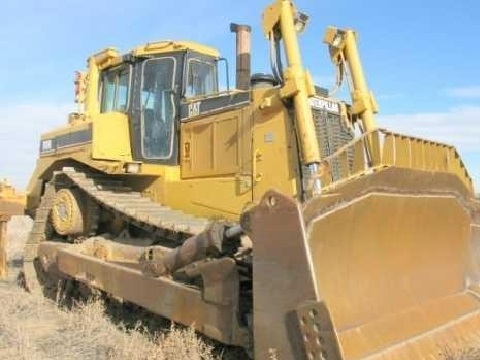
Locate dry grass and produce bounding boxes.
[0,216,220,360]
[441,346,480,360]
[0,284,217,360]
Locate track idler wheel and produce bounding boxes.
[51,188,97,237]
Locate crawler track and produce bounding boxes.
[23,183,55,293]
[23,167,211,292]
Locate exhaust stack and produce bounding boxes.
[230,23,252,90]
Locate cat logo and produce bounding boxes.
[188,101,201,117]
[309,97,340,113]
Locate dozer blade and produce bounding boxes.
[245,167,480,360]
[0,200,24,217]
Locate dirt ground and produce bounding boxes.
[0,216,220,360]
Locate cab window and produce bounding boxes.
[185,58,218,98]
[141,57,176,159]
[100,66,130,112]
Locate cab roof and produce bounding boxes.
[131,40,220,58]
[89,40,220,70]
[90,41,220,70]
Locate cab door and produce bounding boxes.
[130,55,183,164]
[92,64,132,161]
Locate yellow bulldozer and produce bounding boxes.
[0,179,25,278]
[23,0,480,358]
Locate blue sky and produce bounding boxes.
[0,0,479,192]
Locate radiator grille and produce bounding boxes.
[311,107,354,180]
[311,108,353,158]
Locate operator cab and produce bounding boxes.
[96,41,228,165]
